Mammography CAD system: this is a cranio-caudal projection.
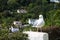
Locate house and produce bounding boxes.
[13,21,22,25]
[9,26,19,32]
[47,0,60,3]
[13,21,29,28]
[17,9,27,13]
[28,15,45,28]
[13,21,22,28]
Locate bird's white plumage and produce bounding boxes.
[28,15,45,28]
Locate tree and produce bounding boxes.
[7,0,19,10]
[0,0,8,12]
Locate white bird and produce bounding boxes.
[9,26,19,32]
[28,15,45,28]
[33,15,45,28]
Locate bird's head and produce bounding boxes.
[39,15,43,18]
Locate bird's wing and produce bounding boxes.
[32,20,38,27]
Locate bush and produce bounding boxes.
[0,29,28,40]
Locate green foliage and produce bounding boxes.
[0,29,28,40]
[0,0,8,11]
[0,0,60,40]
[0,0,60,28]
[45,10,60,27]
[8,32,28,40]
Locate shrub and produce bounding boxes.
[0,29,28,40]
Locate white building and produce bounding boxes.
[13,21,22,28]
[9,26,19,32]
[13,21,22,25]
[17,9,27,13]
[50,0,60,3]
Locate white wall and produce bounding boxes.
[23,31,49,40]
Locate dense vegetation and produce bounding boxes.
[0,0,60,40]
[0,0,60,28]
[0,28,28,40]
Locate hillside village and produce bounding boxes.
[0,0,60,40]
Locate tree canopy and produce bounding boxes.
[0,0,60,28]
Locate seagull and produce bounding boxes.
[28,15,45,31]
[28,15,45,28]
[32,15,45,28]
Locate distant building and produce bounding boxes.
[13,21,30,28]
[13,21,22,25]
[17,9,27,13]
[13,21,22,28]
[50,0,60,3]
[9,26,19,32]
[47,0,60,3]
